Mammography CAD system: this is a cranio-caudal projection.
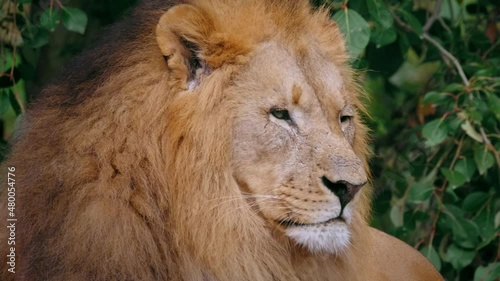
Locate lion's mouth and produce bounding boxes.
[276,216,345,228]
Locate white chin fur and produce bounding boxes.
[285,220,350,254]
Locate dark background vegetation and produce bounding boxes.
[1,0,499,279]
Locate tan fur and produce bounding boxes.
[0,0,442,280]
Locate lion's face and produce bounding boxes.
[230,42,367,254]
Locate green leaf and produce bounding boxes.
[440,0,460,22]
[420,246,441,271]
[467,109,483,123]
[474,262,500,281]
[405,210,430,229]
[396,9,423,35]
[367,0,393,29]
[40,9,60,31]
[444,117,461,132]
[0,90,11,116]
[370,26,397,48]
[390,200,404,227]
[454,158,476,182]
[447,243,475,271]
[495,211,500,229]
[8,91,22,116]
[61,8,88,34]
[462,192,488,213]
[438,236,450,262]
[441,168,466,189]
[443,83,464,93]
[474,68,498,77]
[422,119,448,147]
[443,205,480,248]
[443,188,460,203]
[28,30,49,48]
[475,209,497,246]
[332,9,370,58]
[444,203,464,218]
[1,50,22,72]
[487,94,500,120]
[408,181,433,202]
[461,120,483,143]
[398,31,410,55]
[423,91,455,106]
[422,91,438,104]
[389,56,440,93]
[453,218,480,248]
[474,148,494,175]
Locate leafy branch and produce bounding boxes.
[392,0,500,171]
[392,3,469,87]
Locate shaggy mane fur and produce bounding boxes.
[0,1,375,280]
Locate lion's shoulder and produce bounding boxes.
[366,227,443,281]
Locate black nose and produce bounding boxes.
[321,176,365,208]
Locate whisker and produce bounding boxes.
[207,194,281,213]
[212,203,291,226]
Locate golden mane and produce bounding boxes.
[0,0,443,280]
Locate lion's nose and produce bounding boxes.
[321,176,366,208]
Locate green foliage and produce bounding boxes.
[0,0,136,160]
[332,8,371,57]
[0,0,89,160]
[61,7,88,34]
[1,0,499,280]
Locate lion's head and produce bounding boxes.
[157,0,371,257]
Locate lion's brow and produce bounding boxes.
[292,84,302,105]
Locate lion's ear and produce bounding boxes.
[156,4,250,90]
[156,4,216,90]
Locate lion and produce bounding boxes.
[0,0,443,280]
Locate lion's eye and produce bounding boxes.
[340,115,353,124]
[270,108,291,121]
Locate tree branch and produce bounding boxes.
[391,11,413,32]
[482,39,500,60]
[423,0,443,33]
[392,1,470,88]
[417,0,500,172]
[479,126,500,171]
[422,33,470,87]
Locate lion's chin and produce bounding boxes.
[284,219,351,254]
